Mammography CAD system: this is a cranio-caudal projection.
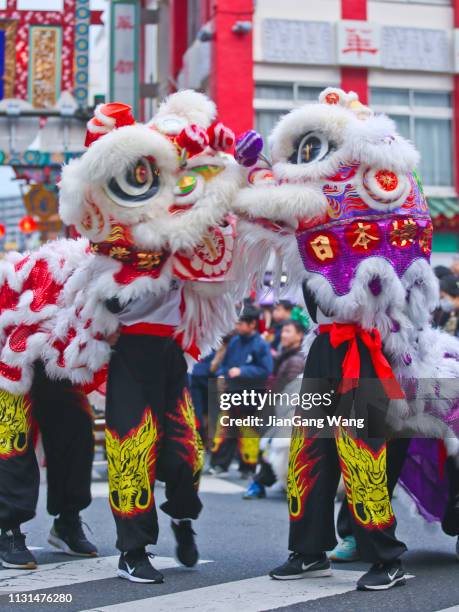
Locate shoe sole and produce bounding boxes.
[357,577,406,591]
[1,560,37,570]
[117,569,164,584]
[270,568,332,580]
[48,534,98,558]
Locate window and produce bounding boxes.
[254,84,332,152]
[370,87,453,188]
[379,0,450,5]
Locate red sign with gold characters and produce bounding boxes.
[305,231,340,264]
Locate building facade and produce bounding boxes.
[163,0,459,259]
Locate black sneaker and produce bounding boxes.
[0,528,37,569]
[357,559,406,591]
[48,516,97,557]
[170,520,199,567]
[117,550,164,583]
[269,552,332,580]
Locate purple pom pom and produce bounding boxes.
[235,130,264,167]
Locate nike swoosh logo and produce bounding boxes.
[388,570,398,581]
[301,561,318,571]
[125,562,135,575]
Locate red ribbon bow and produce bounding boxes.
[319,323,405,400]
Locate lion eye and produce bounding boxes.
[290,131,333,165]
[106,158,160,207]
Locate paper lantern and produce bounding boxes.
[0,224,5,239]
[19,216,38,234]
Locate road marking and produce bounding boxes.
[91,476,245,499]
[0,556,211,594]
[83,571,415,612]
[435,607,459,612]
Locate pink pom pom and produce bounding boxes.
[208,122,235,152]
[176,124,210,157]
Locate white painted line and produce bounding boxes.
[80,570,372,612]
[27,547,44,551]
[85,571,416,612]
[435,607,459,612]
[198,475,245,494]
[0,556,211,594]
[91,476,245,499]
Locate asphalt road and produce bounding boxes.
[0,467,458,612]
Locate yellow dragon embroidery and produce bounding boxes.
[106,409,158,516]
[178,390,205,482]
[238,426,260,466]
[336,427,394,529]
[0,391,31,458]
[287,429,319,520]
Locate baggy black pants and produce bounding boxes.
[287,333,407,564]
[105,335,204,552]
[0,362,94,530]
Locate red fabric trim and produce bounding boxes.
[121,323,176,337]
[319,323,405,400]
[121,322,201,360]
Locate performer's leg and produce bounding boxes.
[105,336,162,554]
[31,362,97,556]
[442,455,459,536]
[0,390,38,568]
[237,425,260,474]
[336,427,407,564]
[336,436,411,540]
[210,407,237,471]
[157,340,203,567]
[288,429,341,555]
[269,427,339,579]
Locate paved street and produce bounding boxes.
[0,468,458,612]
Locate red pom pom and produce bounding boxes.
[207,122,235,152]
[176,124,209,157]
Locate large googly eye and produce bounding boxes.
[105,158,160,207]
[290,132,333,165]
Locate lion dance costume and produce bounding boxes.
[0,90,245,575]
[232,88,459,587]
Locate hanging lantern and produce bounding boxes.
[19,216,38,234]
[0,224,5,239]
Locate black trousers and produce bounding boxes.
[0,363,94,530]
[287,333,407,564]
[105,335,203,552]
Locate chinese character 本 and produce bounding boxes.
[352,223,379,250]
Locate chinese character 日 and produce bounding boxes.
[310,235,335,261]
